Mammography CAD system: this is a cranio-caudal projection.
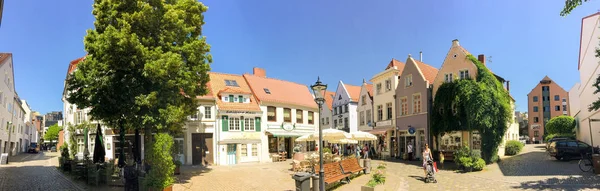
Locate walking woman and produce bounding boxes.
[422,144,433,177]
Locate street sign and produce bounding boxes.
[408,127,416,135]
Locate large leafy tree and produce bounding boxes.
[432,55,512,163]
[560,0,600,111]
[44,124,62,144]
[66,0,211,188]
[546,116,576,135]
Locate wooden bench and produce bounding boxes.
[313,162,351,185]
[340,158,365,174]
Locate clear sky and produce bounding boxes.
[1,0,600,114]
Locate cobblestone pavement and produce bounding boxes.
[174,144,600,191]
[0,151,84,191]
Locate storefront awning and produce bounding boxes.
[218,132,262,145]
[266,129,312,137]
[364,128,391,135]
[218,139,261,144]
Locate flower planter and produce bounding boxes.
[174,165,181,175]
[149,185,173,191]
[361,185,383,191]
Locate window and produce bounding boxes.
[190,110,198,120]
[534,131,539,137]
[533,96,538,102]
[224,96,229,102]
[445,73,453,83]
[204,107,212,118]
[413,94,421,113]
[334,107,337,115]
[533,106,538,112]
[342,117,348,129]
[386,103,392,119]
[542,86,549,91]
[252,144,258,156]
[264,88,271,94]
[283,108,291,122]
[562,98,566,102]
[362,95,367,105]
[366,109,372,125]
[338,95,342,100]
[339,106,343,114]
[229,118,241,131]
[377,105,383,121]
[554,95,559,101]
[326,117,329,125]
[385,79,392,91]
[234,96,238,102]
[296,110,303,124]
[267,106,276,121]
[239,95,243,103]
[459,70,469,79]
[405,75,413,87]
[563,105,567,111]
[241,144,247,156]
[77,137,84,153]
[322,118,325,125]
[229,95,234,103]
[359,111,365,125]
[339,118,343,126]
[225,80,239,87]
[376,83,382,94]
[567,141,578,147]
[334,119,338,127]
[555,106,560,111]
[400,97,408,116]
[344,104,348,113]
[308,111,314,124]
[244,118,255,131]
[534,117,539,123]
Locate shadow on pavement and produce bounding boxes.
[408,175,425,182]
[511,176,600,190]
[498,150,585,176]
[534,145,546,149]
[176,165,214,184]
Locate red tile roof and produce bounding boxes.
[0,53,11,65]
[217,87,252,96]
[244,74,318,109]
[365,83,373,97]
[385,59,406,71]
[209,72,261,112]
[323,91,335,110]
[344,83,362,102]
[68,56,86,74]
[413,60,439,84]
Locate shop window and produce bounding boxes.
[267,106,276,122]
[241,144,248,156]
[296,110,303,124]
[284,108,291,122]
[268,136,277,153]
[252,144,258,156]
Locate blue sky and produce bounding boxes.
[1,0,600,114]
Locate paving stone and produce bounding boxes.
[0,152,84,191]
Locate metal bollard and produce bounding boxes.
[312,174,320,191]
[364,158,371,174]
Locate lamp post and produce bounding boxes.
[588,118,600,154]
[311,77,327,191]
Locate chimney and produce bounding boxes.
[253,67,266,77]
[478,54,485,65]
[420,51,423,62]
[506,80,510,92]
[452,39,460,47]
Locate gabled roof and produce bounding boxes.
[385,59,406,72]
[411,58,439,84]
[527,75,568,95]
[365,83,373,97]
[343,83,362,102]
[217,87,252,96]
[244,74,318,109]
[209,72,261,112]
[68,56,86,74]
[323,90,335,110]
[0,53,10,65]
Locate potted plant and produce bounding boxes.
[144,133,175,191]
[173,160,182,175]
[361,163,386,191]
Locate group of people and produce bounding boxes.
[314,143,376,159]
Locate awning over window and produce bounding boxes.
[364,128,391,135]
[218,132,262,145]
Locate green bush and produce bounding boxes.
[453,146,471,162]
[472,158,486,171]
[60,143,70,159]
[144,133,175,190]
[458,156,473,168]
[322,147,331,154]
[505,140,524,156]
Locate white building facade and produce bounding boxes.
[331,81,360,133]
[357,80,374,132]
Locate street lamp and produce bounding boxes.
[310,77,327,191]
[588,118,600,154]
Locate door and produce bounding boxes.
[227,144,237,165]
[285,138,292,158]
[192,133,202,165]
[204,137,213,165]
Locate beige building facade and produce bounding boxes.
[527,76,569,143]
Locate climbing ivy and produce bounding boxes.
[432,55,512,163]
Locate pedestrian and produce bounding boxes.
[422,144,433,177]
[315,144,319,152]
[363,144,369,159]
[355,144,361,158]
[407,140,413,161]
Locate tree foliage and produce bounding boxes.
[44,124,62,143]
[65,1,211,188]
[559,0,600,112]
[546,116,576,135]
[431,55,512,163]
[144,133,174,189]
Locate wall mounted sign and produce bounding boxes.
[281,123,295,131]
[408,126,416,135]
[224,111,261,115]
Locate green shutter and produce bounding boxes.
[222,116,229,131]
[255,117,261,132]
[239,96,243,103]
[240,118,244,131]
[229,95,234,103]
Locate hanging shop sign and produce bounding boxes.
[281,122,296,131]
[408,126,416,135]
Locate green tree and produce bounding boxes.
[560,1,600,112]
[546,116,576,135]
[44,124,62,144]
[65,0,211,189]
[432,55,512,163]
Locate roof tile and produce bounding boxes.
[0,53,11,65]
[323,91,335,110]
[209,72,261,112]
[244,74,317,109]
[344,84,362,102]
[413,60,439,84]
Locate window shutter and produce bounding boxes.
[229,95,234,103]
[255,117,261,132]
[240,118,244,131]
[239,96,243,103]
[222,116,229,131]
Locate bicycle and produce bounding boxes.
[579,146,600,172]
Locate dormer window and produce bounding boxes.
[405,75,413,87]
[225,80,239,87]
[264,88,271,94]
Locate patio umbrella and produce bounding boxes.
[93,123,106,163]
[314,128,352,141]
[295,134,315,142]
[351,131,377,141]
[328,138,358,144]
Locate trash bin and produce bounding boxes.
[292,172,311,191]
[364,158,371,174]
[312,174,319,191]
[593,154,600,174]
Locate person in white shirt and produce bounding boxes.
[407,140,414,161]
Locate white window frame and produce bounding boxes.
[405,75,413,87]
[229,117,241,131]
[385,79,392,91]
[376,83,382,94]
[459,69,469,80]
[224,96,229,102]
[244,118,255,131]
[204,107,212,119]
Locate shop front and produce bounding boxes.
[395,113,428,160]
[265,122,314,160]
[217,110,263,166]
[437,131,481,160]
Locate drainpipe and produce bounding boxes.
[427,85,433,150]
